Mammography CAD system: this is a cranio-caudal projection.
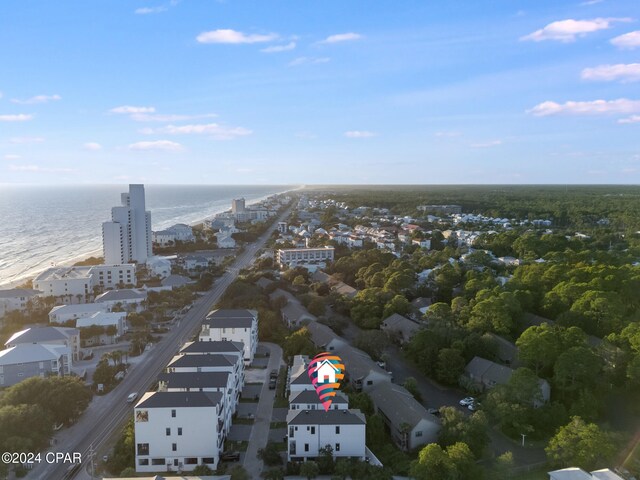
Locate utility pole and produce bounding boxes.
[521,433,527,447]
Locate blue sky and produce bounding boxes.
[1,0,639,185]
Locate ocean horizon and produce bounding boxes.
[0,184,298,288]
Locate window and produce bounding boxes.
[367,380,373,385]
[415,431,423,437]
[137,443,149,456]
[335,443,340,452]
[138,459,149,466]
[178,428,182,436]
[172,443,177,452]
[304,444,309,452]
[151,458,165,466]
[335,426,340,434]
[289,427,294,437]
[202,457,215,464]
[166,428,171,436]
[171,409,176,418]
[184,457,198,465]
[310,427,315,434]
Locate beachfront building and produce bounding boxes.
[286,409,367,462]
[152,224,195,246]
[76,311,127,339]
[94,289,147,312]
[0,343,69,386]
[49,303,107,324]
[199,310,258,364]
[5,326,80,363]
[34,264,136,299]
[134,391,223,473]
[103,184,152,265]
[276,246,335,268]
[0,289,42,317]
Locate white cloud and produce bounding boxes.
[8,164,75,173]
[581,0,603,5]
[9,136,44,144]
[319,32,363,44]
[3,154,21,160]
[83,142,102,151]
[130,112,217,122]
[110,105,156,114]
[288,57,330,67]
[528,98,640,116]
[520,17,630,42]
[145,123,253,140]
[11,94,61,105]
[581,63,640,82]
[196,29,278,44]
[0,114,33,122]
[471,140,503,148]
[129,140,184,151]
[344,130,376,138]
[618,115,640,124]
[135,6,168,14]
[261,42,296,53]
[611,31,640,49]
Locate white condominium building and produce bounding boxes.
[34,264,136,298]
[276,246,335,267]
[103,184,152,265]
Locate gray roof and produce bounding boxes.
[290,390,348,405]
[282,302,316,324]
[369,382,438,430]
[334,344,387,381]
[95,289,146,302]
[161,275,193,287]
[305,322,342,348]
[179,341,244,354]
[465,356,513,385]
[0,289,41,299]
[5,326,78,346]
[255,277,274,289]
[269,289,297,303]
[287,408,366,426]
[158,371,231,389]
[0,343,65,366]
[381,314,420,336]
[167,354,236,369]
[136,391,222,409]
[207,309,257,319]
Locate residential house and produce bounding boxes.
[152,224,195,246]
[76,311,127,343]
[281,302,317,328]
[199,310,258,364]
[288,355,314,397]
[179,341,244,359]
[369,382,440,451]
[488,333,519,367]
[380,313,421,344]
[0,289,42,317]
[335,345,391,392]
[548,468,625,480]
[49,303,107,324]
[286,409,366,462]
[146,256,173,279]
[305,322,348,353]
[94,289,147,312]
[165,353,244,388]
[161,275,193,289]
[0,343,69,386]
[215,231,236,249]
[276,247,335,268]
[5,326,80,363]
[134,391,223,473]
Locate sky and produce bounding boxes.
[0,0,639,185]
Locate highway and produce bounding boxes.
[27,203,292,480]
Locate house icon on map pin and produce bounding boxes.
[315,359,339,384]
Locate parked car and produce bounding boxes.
[269,378,277,390]
[427,408,440,417]
[468,401,481,411]
[127,392,138,403]
[459,396,475,407]
[220,451,240,462]
[270,369,278,379]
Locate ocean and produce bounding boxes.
[0,185,295,287]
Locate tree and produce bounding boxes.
[283,327,316,359]
[411,442,478,480]
[263,467,285,480]
[229,465,250,480]
[354,330,389,360]
[382,294,411,318]
[553,346,602,395]
[333,459,351,480]
[318,445,335,474]
[491,451,514,480]
[546,417,617,470]
[300,460,320,480]
[435,348,466,385]
[403,377,422,402]
[192,464,213,475]
[438,407,489,458]
[257,443,283,466]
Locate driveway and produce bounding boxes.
[242,342,284,478]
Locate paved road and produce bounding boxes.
[242,342,284,478]
[27,204,293,480]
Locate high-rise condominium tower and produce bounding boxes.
[102,184,152,265]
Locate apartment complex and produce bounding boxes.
[34,264,136,297]
[276,246,335,268]
[199,309,258,364]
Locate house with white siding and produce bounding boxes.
[199,310,258,364]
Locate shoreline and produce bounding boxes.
[0,185,302,290]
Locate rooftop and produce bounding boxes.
[136,391,223,409]
[95,289,147,302]
[0,343,66,366]
[369,382,438,430]
[34,266,92,282]
[167,354,237,369]
[0,289,41,299]
[5,326,78,346]
[158,371,231,389]
[287,408,365,426]
[179,341,244,355]
[290,390,348,405]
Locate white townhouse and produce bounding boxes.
[276,246,335,268]
[166,353,244,390]
[152,224,195,246]
[289,390,349,411]
[199,310,258,364]
[157,371,237,436]
[94,289,147,312]
[288,355,314,398]
[5,326,80,363]
[286,409,366,462]
[0,289,42,317]
[49,303,107,324]
[134,391,223,473]
[179,340,244,359]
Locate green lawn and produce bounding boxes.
[512,466,549,480]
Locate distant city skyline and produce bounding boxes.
[1,0,639,184]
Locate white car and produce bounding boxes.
[468,401,481,411]
[127,392,138,403]
[459,396,475,407]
